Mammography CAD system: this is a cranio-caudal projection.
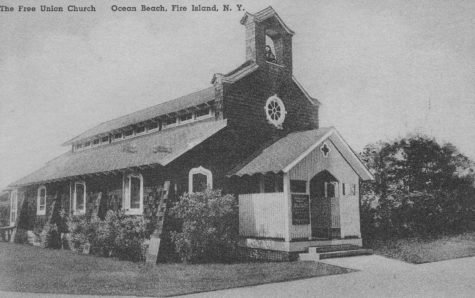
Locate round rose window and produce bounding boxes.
[264,95,286,128]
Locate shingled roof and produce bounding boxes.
[229,127,373,180]
[63,87,215,145]
[12,119,227,187]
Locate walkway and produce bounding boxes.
[183,255,475,298]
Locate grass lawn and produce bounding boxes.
[370,232,475,264]
[0,242,352,297]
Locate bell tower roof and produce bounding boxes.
[240,6,295,36]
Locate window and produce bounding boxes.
[321,142,331,157]
[324,182,338,198]
[195,108,211,119]
[351,184,356,196]
[93,139,100,146]
[264,95,286,129]
[84,141,91,148]
[147,122,159,131]
[189,166,213,193]
[290,180,307,193]
[113,132,123,141]
[37,186,47,215]
[123,174,143,215]
[259,174,283,193]
[123,129,134,138]
[179,112,193,123]
[75,143,83,150]
[135,126,145,135]
[10,190,17,226]
[101,136,109,144]
[73,182,86,215]
[164,117,177,128]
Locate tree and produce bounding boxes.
[360,134,475,239]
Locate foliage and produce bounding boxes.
[360,134,475,240]
[0,205,9,227]
[40,222,61,248]
[169,189,238,263]
[67,210,147,261]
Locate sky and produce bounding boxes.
[1,0,474,190]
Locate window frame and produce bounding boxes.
[188,166,213,193]
[10,190,18,226]
[264,95,287,129]
[195,107,212,120]
[37,185,47,215]
[123,173,144,215]
[73,181,86,215]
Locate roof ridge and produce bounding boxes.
[63,86,215,146]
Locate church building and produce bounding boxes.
[6,7,373,261]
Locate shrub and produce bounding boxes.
[0,205,9,227]
[169,189,238,263]
[66,210,147,261]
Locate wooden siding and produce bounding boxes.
[289,138,361,239]
[340,193,361,238]
[239,193,286,239]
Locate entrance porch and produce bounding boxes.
[231,129,373,254]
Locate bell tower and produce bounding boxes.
[240,7,295,74]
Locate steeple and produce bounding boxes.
[240,7,294,74]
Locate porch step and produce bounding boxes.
[319,248,373,259]
[299,245,372,262]
[314,244,361,253]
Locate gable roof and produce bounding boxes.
[11,119,227,187]
[229,127,374,180]
[63,87,215,145]
[240,6,295,35]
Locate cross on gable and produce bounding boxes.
[321,142,330,157]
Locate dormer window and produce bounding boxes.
[123,129,134,138]
[164,117,177,128]
[135,126,145,135]
[195,107,211,119]
[113,132,123,141]
[179,112,193,123]
[147,122,159,131]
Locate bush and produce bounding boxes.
[0,205,9,227]
[67,210,147,261]
[169,189,238,263]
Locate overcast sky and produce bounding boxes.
[1,0,474,190]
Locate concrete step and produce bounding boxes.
[319,248,373,259]
[313,244,361,253]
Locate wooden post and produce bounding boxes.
[283,173,291,242]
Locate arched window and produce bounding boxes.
[265,35,277,64]
[188,166,213,193]
[37,186,47,215]
[123,173,143,215]
[73,181,86,215]
[10,190,18,226]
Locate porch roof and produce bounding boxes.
[229,127,374,180]
[10,119,227,187]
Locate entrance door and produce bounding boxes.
[310,171,340,239]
